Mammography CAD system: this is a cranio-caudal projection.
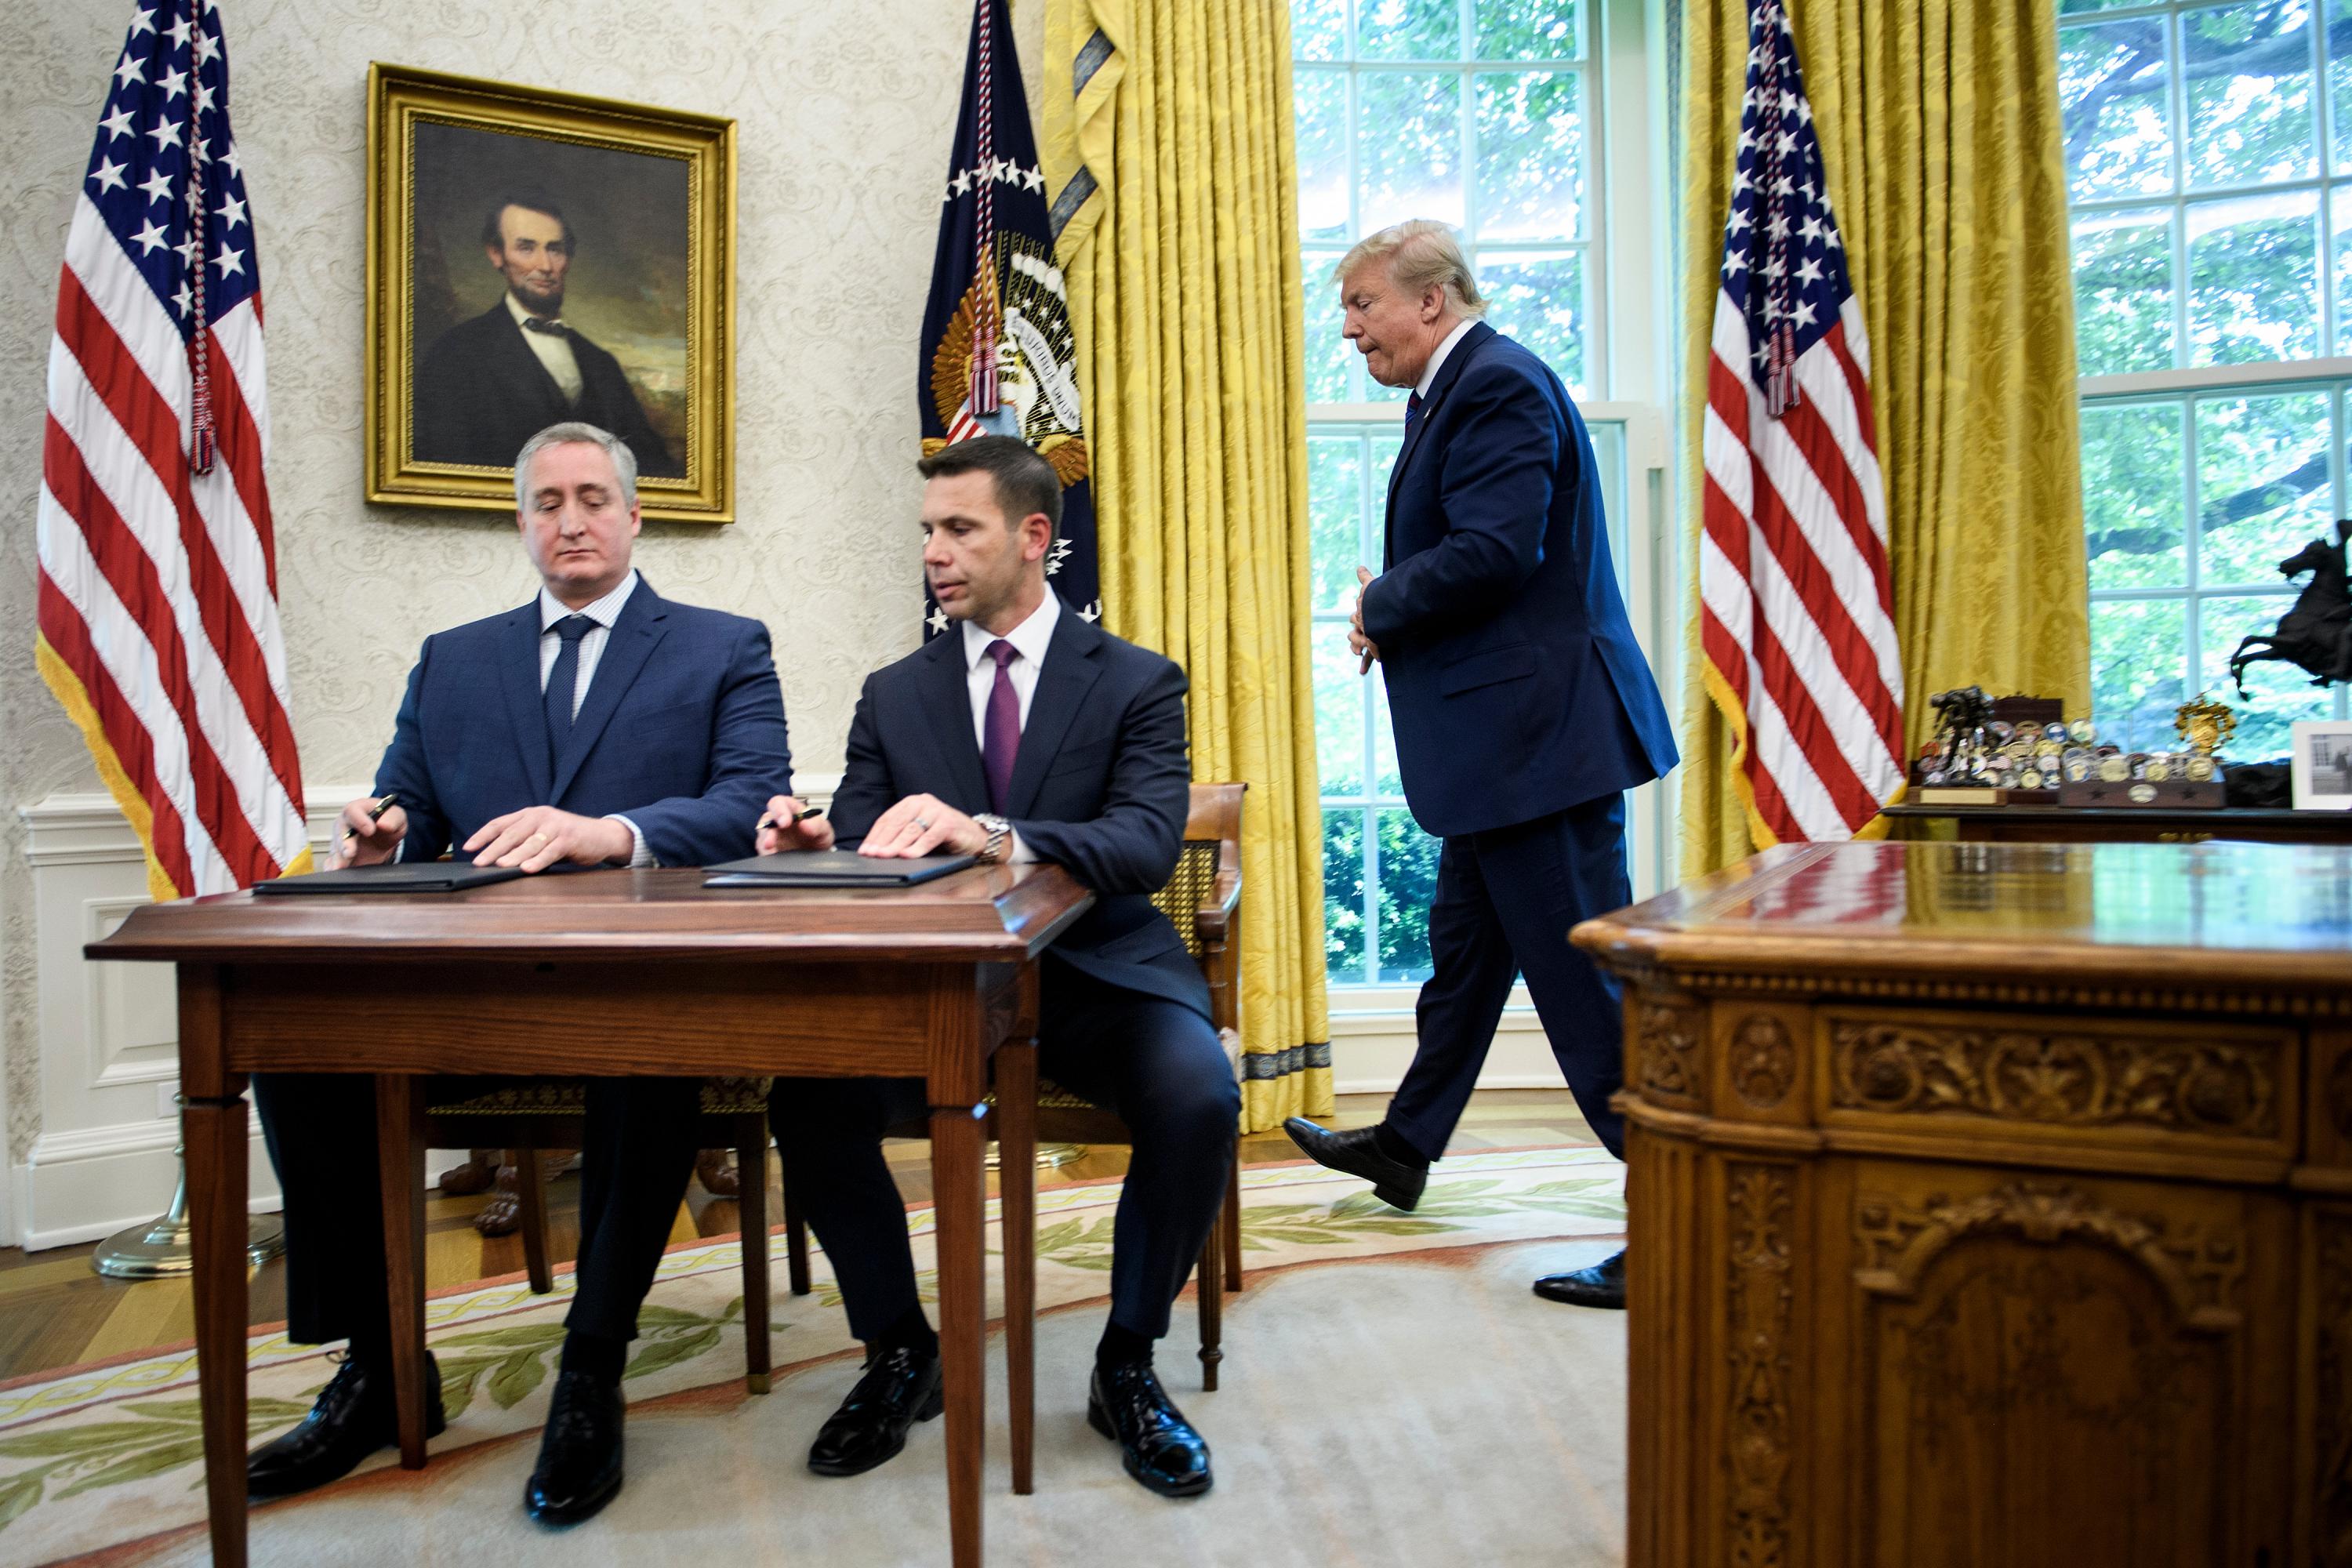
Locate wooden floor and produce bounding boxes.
[0,1089,1592,1385]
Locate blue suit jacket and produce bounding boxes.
[372,578,793,867]
[1361,321,1679,837]
[828,611,1210,1020]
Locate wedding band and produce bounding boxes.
[526,833,549,844]
[913,817,932,830]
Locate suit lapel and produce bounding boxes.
[1002,611,1105,819]
[1384,321,1497,555]
[923,633,995,812]
[497,604,556,802]
[550,580,669,804]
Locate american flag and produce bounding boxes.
[1698,0,1904,846]
[35,0,309,899]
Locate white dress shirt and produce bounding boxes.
[956,588,1061,862]
[539,569,653,866]
[1414,314,1479,400]
[507,290,583,406]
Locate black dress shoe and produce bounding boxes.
[1534,1249,1625,1308]
[1282,1118,1428,1211]
[807,1343,943,1477]
[247,1351,446,1500]
[1089,1363,1212,1498]
[524,1370,626,1525]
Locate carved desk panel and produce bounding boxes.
[1575,841,2351,1568]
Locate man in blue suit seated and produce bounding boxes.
[757,436,1237,1499]
[245,421,793,1524]
[1283,221,1679,1311]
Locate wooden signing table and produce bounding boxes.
[89,864,1094,1568]
[1573,840,2352,1568]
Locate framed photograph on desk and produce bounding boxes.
[2291,719,2352,809]
[364,64,735,521]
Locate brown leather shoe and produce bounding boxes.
[1533,1249,1625,1308]
[693,1148,740,1198]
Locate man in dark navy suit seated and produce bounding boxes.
[1283,220,1679,1311]
[757,436,1237,1499]
[245,422,792,1524]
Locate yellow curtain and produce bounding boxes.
[1040,0,1332,1128]
[1678,0,2091,875]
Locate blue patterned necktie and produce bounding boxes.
[545,614,593,760]
[1404,390,1425,444]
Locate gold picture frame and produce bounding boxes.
[364,64,735,522]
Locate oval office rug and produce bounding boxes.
[0,1146,1628,1568]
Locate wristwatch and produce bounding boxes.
[973,813,1013,865]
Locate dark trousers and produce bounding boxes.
[773,963,1239,1344]
[252,1073,703,1348]
[1387,793,1633,1162]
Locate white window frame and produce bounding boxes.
[1304,0,1679,1012]
[2067,0,2352,737]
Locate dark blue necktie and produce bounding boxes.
[544,614,593,760]
[1403,390,1425,444]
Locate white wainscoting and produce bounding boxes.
[1327,985,1559,1096]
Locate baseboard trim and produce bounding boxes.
[16,1123,283,1254]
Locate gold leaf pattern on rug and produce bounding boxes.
[0,1146,1624,1563]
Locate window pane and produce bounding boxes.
[1356,0,1461,60]
[1296,70,1352,242]
[1374,807,1441,982]
[1308,435,1367,609]
[2091,598,2191,749]
[1474,71,1582,241]
[2186,190,2321,365]
[2334,0,2352,174]
[2082,401,2187,589]
[1475,0,1578,60]
[2073,207,2178,374]
[2183,1,2317,189]
[1294,0,1348,61]
[1481,252,1588,397]
[1373,666,1403,793]
[1304,245,1356,402]
[2197,593,2337,756]
[1323,807,1368,982]
[2195,390,2333,586]
[2333,186,2352,353]
[1370,430,1403,491]
[2059,18,2176,201]
[2063,0,2151,11]
[1359,71,1465,232]
[1312,633,1369,796]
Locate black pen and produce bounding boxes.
[342,791,401,841]
[757,805,824,833]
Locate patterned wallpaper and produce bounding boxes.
[0,0,1040,1162]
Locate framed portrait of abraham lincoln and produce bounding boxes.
[365,64,735,521]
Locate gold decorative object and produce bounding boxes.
[2174,692,2238,757]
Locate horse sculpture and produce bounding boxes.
[2229,519,2352,697]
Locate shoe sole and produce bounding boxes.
[1087,1399,1213,1498]
[806,1382,945,1477]
[1284,1124,1425,1214]
[1371,1180,1423,1213]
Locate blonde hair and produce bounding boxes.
[1333,220,1488,318]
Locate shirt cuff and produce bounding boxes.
[1007,829,1038,866]
[605,815,656,867]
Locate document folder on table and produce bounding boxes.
[254,863,528,895]
[702,851,976,888]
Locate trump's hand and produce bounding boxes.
[860,793,985,858]
[1351,565,1381,673]
[331,796,408,870]
[755,794,836,855]
[463,807,633,873]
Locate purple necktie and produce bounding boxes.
[982,639,1020,814]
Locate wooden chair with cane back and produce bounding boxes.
[785,780,1251,1391]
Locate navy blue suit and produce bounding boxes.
[255,578,793,1353]
[775,609,1239,1343]
[1362,323,1676,1160]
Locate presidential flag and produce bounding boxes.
[918,0,1099,637]
[1697,0,1904,846]
[36,0,310,899]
